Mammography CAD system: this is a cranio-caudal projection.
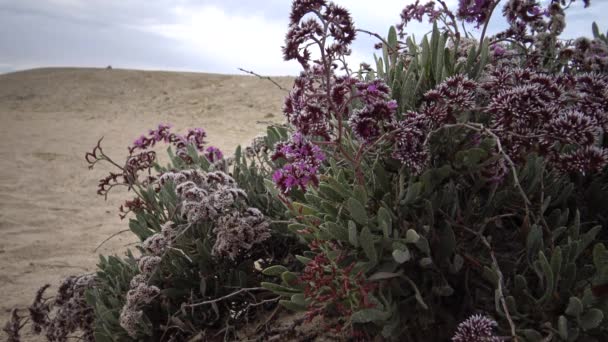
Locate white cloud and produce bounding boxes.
[137,5,300,75]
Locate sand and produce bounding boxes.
[0,67,292,333]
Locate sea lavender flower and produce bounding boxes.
[142,233,169,256]
[273,161,322,194]
[348,79,398,144]
[452,314,500,342]
[556,146,608,175]
[119,307,143,338]
[185,128,207,151]
[3,309,23,342]
[546,110,599,146]
[424,75,478,124]
[138,255,162,275]
[283,0,355,68]
[396,1,442,38]
[126,283,161,306]
[204,146,223,162]
[283,72,332,139]
[45,274,96,342]
[392,112,431,174]
[28,284,51,334]
[457,0,497,27]
[212,208,271,260]
[272,132,325,193]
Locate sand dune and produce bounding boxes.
[0,67,292,332]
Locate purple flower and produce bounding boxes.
[204,146,223,162]
[273,162,320,194]
[349,79,398,143]
[391,111,431,174]
[272,132,325,193]
[457,0,497,28]
[556,146,608,175]
[452,314,500,342]
[396,1,443,38]
[283,0,355,68]
[186,128,207,151]
[149,123,172,143]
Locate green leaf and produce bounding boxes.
[537,251,554,304]
[262,265,288,277]
[348,221,359,247]
[347,198,368,225]
[592,22,600,38]
[291,202,317,216]
[526,224,543,261]
[580,308,603,331]
[558,315,568,340]
[392,248,411,264]
[261,282,299,296]
[351,308,391,323]
[360,227,377,263]
[405,229,420,243]
[377,207,392,238]
[403,182,423,205]
[279,299,307,312]
[565,297,583,317]
[281,271,299,287]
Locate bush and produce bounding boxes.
[5,0,608,341]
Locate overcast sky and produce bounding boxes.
[0,0,605,76]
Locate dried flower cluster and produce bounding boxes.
[272,132,326,193]
[18,275,97,342]
[160,169,271,259]
[119,256,162,338]
[451,314,500,342]
[283,0,355,68]
[2,309,23,342]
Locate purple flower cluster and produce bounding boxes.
[452,314,500,342]
[392,75,477,173]
[283,68,358,139]
[272,132,326,193]
[22,275,98,342]
[283,0,355,69]
[348,79,398,143]
[204,146,223,162]
[457,0,497,28]
[128,124,222,165]
[160,169,271,259]
[424,75,478,123]
[392,112,432,174]
[564,37,608,73]
[396,1,442,38]
[120,255,162,338]
[483,67,608,174]
[213,208,271,260]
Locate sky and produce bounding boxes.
[0,0,606,76]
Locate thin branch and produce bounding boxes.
[186,287,268,308]
[93,229,130,252]
[238,68,289,92]
[480,236,518,342]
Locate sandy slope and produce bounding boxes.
[0,68,292,332]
